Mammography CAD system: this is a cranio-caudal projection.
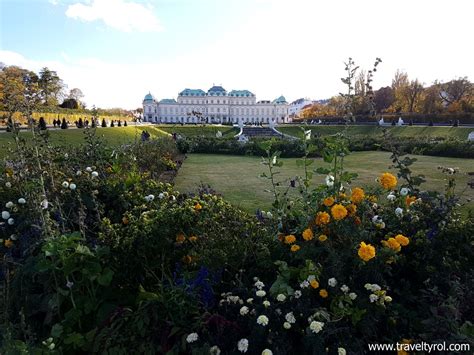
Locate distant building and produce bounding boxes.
[288,98,313,118]
[142,85,290,124]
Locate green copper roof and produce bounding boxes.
[207,86,227,95]
[143,92,155,101]
[179,88,206,96]
[159,99,177,104]
[273,95,287,104]
[228,90,255,97]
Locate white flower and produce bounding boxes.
[66,281,74,289]
[263,300,271,308]
[309,321,324,334]
[5,201,14,208]
[76,170,82,176]
[62,181,69,188]
[240,306,249,316]
[209,345,221,355]
[294,290,302,299]
[376,221,385,229]
[41,199,49,209]
[256,290,266,297]
[372,215,382,224]
[325,175,335,187]
[5,182,12,188]
[300,280,310,289]
[349,292,357,300]
[257,315,269,326]
[328,278,337,287]
[10,234,17,240]
[186,333,199,343]
[276,294,286,302]
[371,284,381,291]
[384,296,393,303]
[2,211,10,220]
[307,275,316,282]
[338,347,347,355]
[272,156,277,165]
[18,198,26,204]
[266,211,273,218]
[369,294,379,303]
[237,339,249,353]
[158,193,165,199]
[145,194,155,202]
[91,171,99,178]
[395,207,403,217]
[85,167,92,172]
[387,193,396,201]
[341,285,349,293]
[8,218,14,225]
[69,183,77,190]
[283,321,291,329]
[400,187,409,196]
[285,312,296,324]
[254,280,265,290]
[262,349,273,355]
[246,298,254,304]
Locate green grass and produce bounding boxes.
[175,152,474,213]
[0,126,171,157]
[156,125,239,137]
[278,125,473,140]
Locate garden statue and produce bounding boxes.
[468,131,474,141]
[378,117,385,125]
[397,117,404,126]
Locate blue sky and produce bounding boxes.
[1,0,473,109]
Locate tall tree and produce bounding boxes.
[404,79,424,113]
[374,86,395,113]
[439,77,473,106]
[38,67,64,106]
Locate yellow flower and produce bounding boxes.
[4,239,14,248]
[194,203,202,211]
[405,196,416,206]
[189,235,198,242]
[319,289,328,298]
[310,279,319,289]
[351,187,365,204]
[367,195,378,203]
[315,212,330,226]
[358,242,376,262]
[382,238,401,252]
[290,244,300,252]
[331,204,348,221]
[323,197,335,207]
[302,228,314,241]
[346,204,357,216]
[395,234,410,246]
[380,172,398,190]
[284,235,296,244]
[318,234,328,242]
[176,233,186,244]
[5,168,13,177]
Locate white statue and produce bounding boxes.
[378,117,385,126]
[397,117,404,126]
[468,131,474,142]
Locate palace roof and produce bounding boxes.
[228,90,255,97]
[179,88,206,96]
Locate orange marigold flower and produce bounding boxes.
[315,212,330,226]
[319,289,328,298]
[380,172,398,190]
[194,202,202,211]
[318,234,328,242]
[290,244,300,252]
[176,233,186,244]
[323,197,335,207]
[189,235,198,242]
[395,234,410,246]
[302,228,314,241]
[346,204,357,216]
[310,279,319,289]
[351,187,365,204]
[358,242,376,262]
[331,204,348,221]
[382,238,401,252]
[284,235,296,244]
[4,239,14,248]
[405,196,416,206]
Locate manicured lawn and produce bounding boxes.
[278,125,473,140]
[156,125,239,137]
[0,126,170,157]
[175,152,474,213]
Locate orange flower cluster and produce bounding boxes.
[380,172,398,190]
[315,212,330,226]
[302,228,314,241]
[351,187,365,204]
[331,204,348,221]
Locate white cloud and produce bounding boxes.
[49,0,59,5]
[65,0,162,32]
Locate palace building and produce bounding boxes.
[142,85,290,124]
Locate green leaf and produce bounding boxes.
[51,324,63,338]
[97,268,114,286]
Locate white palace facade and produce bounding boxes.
[142,85,290,124]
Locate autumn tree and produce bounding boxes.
[374,86,395,113]
[404,79,424,113]
[439,77,473,109]
[38,67,65,106]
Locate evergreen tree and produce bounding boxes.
[38,116,47,130]
[110,120,115,127]
[118,120,122,127]
[101,118,107,127]
[77,117,84,128]
[91,118,96,128]
[124,120,128,127]
[61,118,68,129]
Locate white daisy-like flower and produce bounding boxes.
[400,187,409,196]
[309,321,324,334]
[2,211,10,220]
[18,198,26,204]
[145,194,155,202]
[8,218,14,225]
[85,167,92,172]
[276,294,286,302]
[285,312,296,324]
[283,321,291,329]
[300,280,310,289]
[294,290,302,298]
[186,333,198,343]
[372,215,382,224]
[256,315,269,326]
[262,349,273,355]
[5,182,12,188]
[325,174,335,187]
[240,306,249,316]
[254,280,265,289]
[76,170,82,176]
[91,171,99,178]
[349,292,357,300]
[338,347,347,355]
[263,300,270,308]
[256,290,266,297]
[387,193,396,201]
[340,285,349,293]
[5,201,14,208]
[395,207,403,217]
[369,294,379,303]
[158,193,165,199]
[69,183,77,190]
[328,278,337,287]
[237,339,249,353]
[209,345,221,355]
[62,181,69,188]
